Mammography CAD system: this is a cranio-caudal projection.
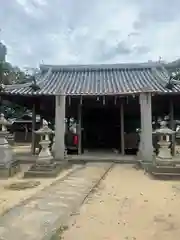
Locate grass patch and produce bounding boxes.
[50,225,68,240]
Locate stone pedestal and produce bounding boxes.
[7,133,15,146]
[157,136,172,159]
[147,120,180,176]
[0,114,20,178]
[175,144,180,156]
[24,120,64,178]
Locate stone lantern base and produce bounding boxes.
[24,161,64,178]
[24,119,70,178]
[0,133,20,178]
[0,160,20,178]
[24,143,66,178]
[175,144,180,156]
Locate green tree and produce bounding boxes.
[0,61,32,85]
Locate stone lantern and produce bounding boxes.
[175,125,180,155]
[24,119,61,178]
[0,113,19,177]
[155,120,175,159]
[35,119,54,164]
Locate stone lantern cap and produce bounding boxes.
[155,120,175,135]
[35,119,54,135]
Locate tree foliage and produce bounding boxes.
[0,61,36,117]
[2,102,28,119]
[0,42,40,118]
[0,61,34,85]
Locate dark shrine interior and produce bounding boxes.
[82,106,120,150]
[81,97,140,152]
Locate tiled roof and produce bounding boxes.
[4,62,180,96]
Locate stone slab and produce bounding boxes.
[24,166,62,178]
[140,161,180,177]
[0,162,113,240]
[24,161,70,178]
[150,166,180,175]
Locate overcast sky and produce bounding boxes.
[1,0,180,67]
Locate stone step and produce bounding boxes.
[149,165,180,176]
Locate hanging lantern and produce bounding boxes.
[103,96,105,105]
[126,96,128,104]
[80,96,83,105]
[96,96,100,101]
[164,115,169,121]
[68,96,71,106]
[157,117,162,123]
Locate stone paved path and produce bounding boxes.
[0,163,112,240]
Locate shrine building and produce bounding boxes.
[2,61,180,162]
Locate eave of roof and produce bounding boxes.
[3,61,180,96]
[40,61,163,71]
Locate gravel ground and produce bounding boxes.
[0,164,73,216]
[62,164,180,240]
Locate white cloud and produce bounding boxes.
[0,0,180,67]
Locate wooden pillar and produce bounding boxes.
[140,93,153,162]
[120,102,125,155]
[78,100,82,155]
[55,95,66,160]
[31,102,36,155]
[170,98,175,155]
